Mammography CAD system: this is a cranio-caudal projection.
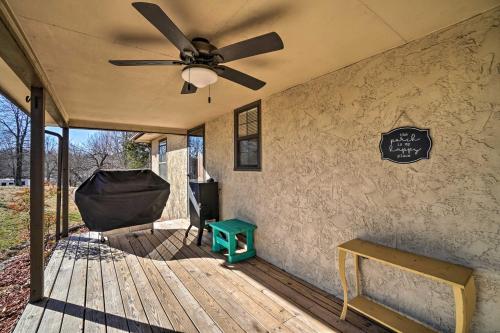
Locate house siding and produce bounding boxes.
[151,134,188,220]
[205,8,500,333]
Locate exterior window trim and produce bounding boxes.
[158,138,167,179]
[234,100,262,171]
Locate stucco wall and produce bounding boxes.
[151,134,187,220]
[205,8,500,332]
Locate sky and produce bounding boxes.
[45,126,98,145]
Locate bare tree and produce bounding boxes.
[66,130,150,186]
[69,144,91,186]
[84,131,123,169]
[0,96,30,185]
[45,136,58,183]
[0,136,15,178]
[68,131,124,185]
[0,96,150,187]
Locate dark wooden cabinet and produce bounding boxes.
[186,180,219,245]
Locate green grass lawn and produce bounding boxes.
[0,206,26,252]
[69,210,83,225]
[0,186,83,256]
[44,187,83,228]
[0,188,28,253]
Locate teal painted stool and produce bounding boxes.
[208,219,257,263]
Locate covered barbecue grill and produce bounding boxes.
[75,169,170,232]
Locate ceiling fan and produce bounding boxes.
[109,2,284,95]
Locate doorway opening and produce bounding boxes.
[187,125,205,181]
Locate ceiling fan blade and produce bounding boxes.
[214,65,265,90]
[214,32,283,63]
[109,60,183,66]
[132,2,198,56]
[181,81,197,94]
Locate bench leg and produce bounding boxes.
[339,249,348,320]
[354,254,361,296]
[227,233,237,263]
[211,230,223,252]
[246,229,255,252]
[453,276,476,333]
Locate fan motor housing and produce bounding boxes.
[181,37,221,64]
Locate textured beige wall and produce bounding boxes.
[151,135,188,220]
[205,8,500,332]
[151,138,159,174]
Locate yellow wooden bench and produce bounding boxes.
[338,239,475,333]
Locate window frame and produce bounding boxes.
[234,100,262,171]
[158,138,167,179]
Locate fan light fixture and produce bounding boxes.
[181,66,218,88]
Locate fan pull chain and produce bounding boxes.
[208,84,212,104]
[188,68,192,91]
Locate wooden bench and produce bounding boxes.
[208,219,256,263]
[338,239,475,333]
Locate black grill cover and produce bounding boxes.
[75,169,170,232]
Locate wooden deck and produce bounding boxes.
[14,224,389,333]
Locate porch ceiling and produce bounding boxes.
[133,132,166,143]
[3,0,499,131]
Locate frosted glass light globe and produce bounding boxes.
[181,66,218,88]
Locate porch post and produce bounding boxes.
[56,138,62,240]
[62,127,69,237]
[29,86,45,302]
[44,130,63,241]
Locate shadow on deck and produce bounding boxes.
[13,224,389,333]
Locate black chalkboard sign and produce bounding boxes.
[380,127,432,164]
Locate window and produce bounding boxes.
[234,100,261,171]
[158,139,167,179]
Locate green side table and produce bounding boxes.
[208,219,257,263]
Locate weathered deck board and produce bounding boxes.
[126,233,198,333]
[167,230,314,332]
[13,237,70,333]
[163,229,293,333]
[14,225,389,333]
[183,229,359,333]
[38,235,81,332]
[99,238,129,333]
[188,228,389,333]
[60,232,90,333]
[107,236,152,333]
[84,232,106,333]
[159,230,269,333]
[185,228,366,333]
[137,232,222,333]
[177,233,295,324]
[115,236,174,332]
[145,230,245,333]
[249,257,387,333]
